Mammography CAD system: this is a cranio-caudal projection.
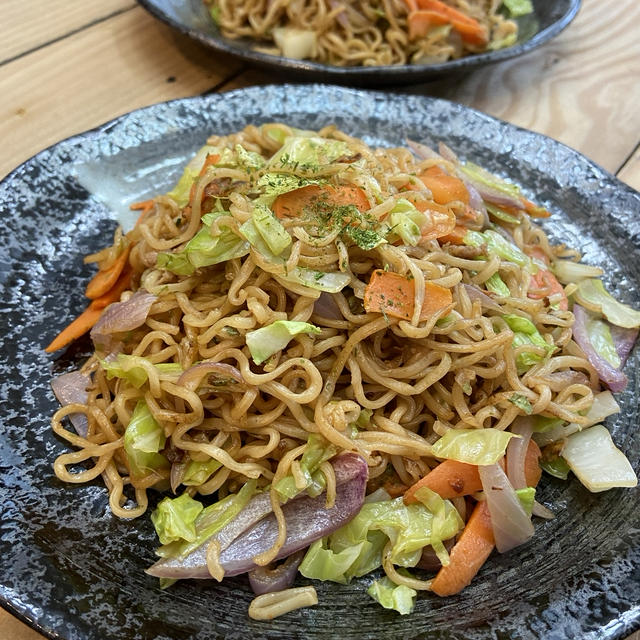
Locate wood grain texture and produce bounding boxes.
[0,609,43,640]
[0,0,136,64]
[418,0,640,175]
[0,6,241,179]
[618,146,640,192]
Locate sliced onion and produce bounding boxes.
[463,180,489,230]
[147,453,368,579]
[50,370,90,437]
[462,283,502,312]
[531,501,554,520]
[478,463,534,553]
[406,139,443,162]
[506,417,534,490]
[438,142,459,165]
[91,290,157,346]
[572,304,628,393]
[313,292,343,320]
[545,370,592,392]
[248,550,305,595]
[610,324,638,368]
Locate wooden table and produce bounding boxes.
[0,1,639,638]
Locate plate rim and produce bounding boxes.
[1,84,639,640]
[136,0,582,82]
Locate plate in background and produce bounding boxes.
[0,84,638,640]
[137,0,581,85]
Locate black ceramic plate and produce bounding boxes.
[1,85,639,640]
[137,0,581,86]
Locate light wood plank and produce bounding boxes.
[618,147,640,192]
[417,0,640,175]
[0,0,135,63]
[0,7,241,179]
[0,609,43,640]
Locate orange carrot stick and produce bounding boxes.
[430,500,495,596]
[363,269,453,322]
[45,267,133,352]
[130,199,155,225]
[439,224,469,245]
[414,0,488,46]
[405,440,542,503]
[407,9,449,40]
[44,306,103,353]
[85,244,130,300]
[272,184,370,219]
[419,166,470,205]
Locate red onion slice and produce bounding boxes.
[248,550,305,595]
[610,324,638,368]
[478,463,534,553]
[531,501,554,520]
[572,304,628,393]
[506,417,534,491]
[462,283,502,312]
[147,453,368,579]
[91,290,157,347]
[313,292,343,320]
[406,139,443,162]
[50,370,90,437]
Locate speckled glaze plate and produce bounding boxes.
[0,85,639,640]
[137,0,581,85]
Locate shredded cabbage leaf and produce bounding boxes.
[123,400,169,478]
[367,576,417,615]
[431,428,518,465]
[575,279,640,329]
[245,320,321,365]
[102,354,182,388]
[151,493,204,545]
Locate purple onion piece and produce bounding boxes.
[147,453,368,579]
[610,324,639,368]
[545,370,593,392]
[91,290,157,348]
[248,550,305,595]
[313,292,343,320]
[462,283,502,312]
[458,170,523,211]
[438,142,459,165]
[50,370,91,437]
[463,180,489,230]
[572,304,628,393]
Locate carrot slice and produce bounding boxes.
[528,269,568,310]
[364,269,453,322]
[44,305,103,353]
[130,199,155,225]
[272,184,369,219]
[419,166,470,205]
[404,440,542,503]
[45,266,133,352]
[85,244,130,300]
[407,9,449,40]
[439,224,468,245]
[430,500,495,596]
[414,0,488,46]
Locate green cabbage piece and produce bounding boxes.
[485,202,520,224]
[586,313,621,367]
[245,320,321,365]
[387,198,427,247]
[431,428,518,465]
[255,173,322,202]
[488,32,518,50]
[166,145,221,207]
[275,434,338,500]
[252,203,292,256]
[508,393,533,415]
[269,136,352,174]
[484,273,511,297]
[261,124,316,146]
[464,230,532,269]
[283,268,352,293]
[182,457,222,486]
[102,354,182,388]
[157,212,249,275]
[234,144,265,173]
[459,162,521,200]
[575,278,640,329]
[123,400,169,478]
[515,487,536,516]
[539,456,570,480]
[156,479,257,559]
[299,497,463,584]
[502,0,533,17]
[367,576,417,615]
[151,493,204,545]
[503,314,555,372]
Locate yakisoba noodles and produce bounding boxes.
[206,0,532,66]
[48,123,638,617]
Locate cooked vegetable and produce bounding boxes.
[575,278,640,329]
[245,320,322,365]
[430,428,518,465]
[367,576,417,615]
